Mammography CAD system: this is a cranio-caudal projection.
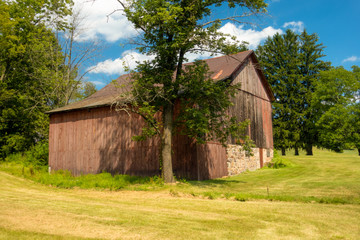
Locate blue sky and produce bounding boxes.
[72,0,360,89]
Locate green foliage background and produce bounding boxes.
[0,0,97,160]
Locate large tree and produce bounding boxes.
[115,0,267,182]
[257,29,330,155]
[256,29,301,155]
[0,0,73,157]
[313,66,360,154]
[297,30,331,155]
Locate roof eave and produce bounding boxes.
[46,103,112,115]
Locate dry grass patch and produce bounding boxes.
[0,171,360,239]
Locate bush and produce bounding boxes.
[4,152,26,164]
[267,150,292,169]
[25,141,49,166]
[0,134,30,159]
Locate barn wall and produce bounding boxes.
[172,134,198,179]
[229,58,273,149]
[196,142,228,180]
[49,106,222,180]
[222,57,274,175]
[49,107,160,176]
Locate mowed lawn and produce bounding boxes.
[0,149,360,239]
[173,149,360,203]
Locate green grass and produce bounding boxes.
[0,161,165,191]
[170,149,360,204]
[0,168,359,239]
[1,148,360,204]
[0,149,360,239]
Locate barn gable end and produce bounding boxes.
[225,56,274,175]
[48,51,274,180]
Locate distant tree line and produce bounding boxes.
[257,29,360,155]
[0,0,97,159]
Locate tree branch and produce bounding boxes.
[201,13,256,27]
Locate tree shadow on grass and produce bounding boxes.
[186,178,247,188]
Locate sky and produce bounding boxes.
[71,0,360,89]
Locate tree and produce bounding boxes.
[348,102,360,156]
[313,66,360,154]
[257,29,330,155]
[52,7,102,107]
[0,0,73,158]
[115,0,267,182]
[69,81,97,102]
[256,29,302,155]
[349,66,360,155]
[297,30,331,155]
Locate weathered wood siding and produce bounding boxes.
[172,136,227,180]
[172,134,198,179]
[49,107,160,176]
[229,57,273,149]
[49,107,229,179]
[196,142,228,180]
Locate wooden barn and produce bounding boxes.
[48,50,274,180]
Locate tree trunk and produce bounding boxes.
[281,147,286,156]
[295,146,299,156]
[162,105,175,183]
[358,148,360,156]
[305,143,313,155]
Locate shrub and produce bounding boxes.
[25,141,49,166]
[4,152,26,164]
[267,150,292,169]
[1,134,30,158]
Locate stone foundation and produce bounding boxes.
[226,145,273,176]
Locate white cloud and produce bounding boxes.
[283,21,304,33]
[184,51,218,63]
[219,23,283,49]
[72,0,138,42]
[89,81,106,86]
[180,23,283,62]
[342,56,360,63]
[88,23,283,75]
[89,50,155,75]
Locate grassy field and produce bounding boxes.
[0,149,360,239]
[171,149,360,203]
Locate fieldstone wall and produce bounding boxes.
[226,145,273,176]
[262,148,274,166]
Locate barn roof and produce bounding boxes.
[48,50,273,114]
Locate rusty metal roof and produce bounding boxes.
[48,50,273,114]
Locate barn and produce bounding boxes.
[47,50,274,180]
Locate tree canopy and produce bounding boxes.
[257,29,330,155]
[0,0,98,158]
[313,66,360,154]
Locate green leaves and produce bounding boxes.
[257,29,330,154]
[0,0,73,158]
[175,61,238,144]
[314,67,360,152]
